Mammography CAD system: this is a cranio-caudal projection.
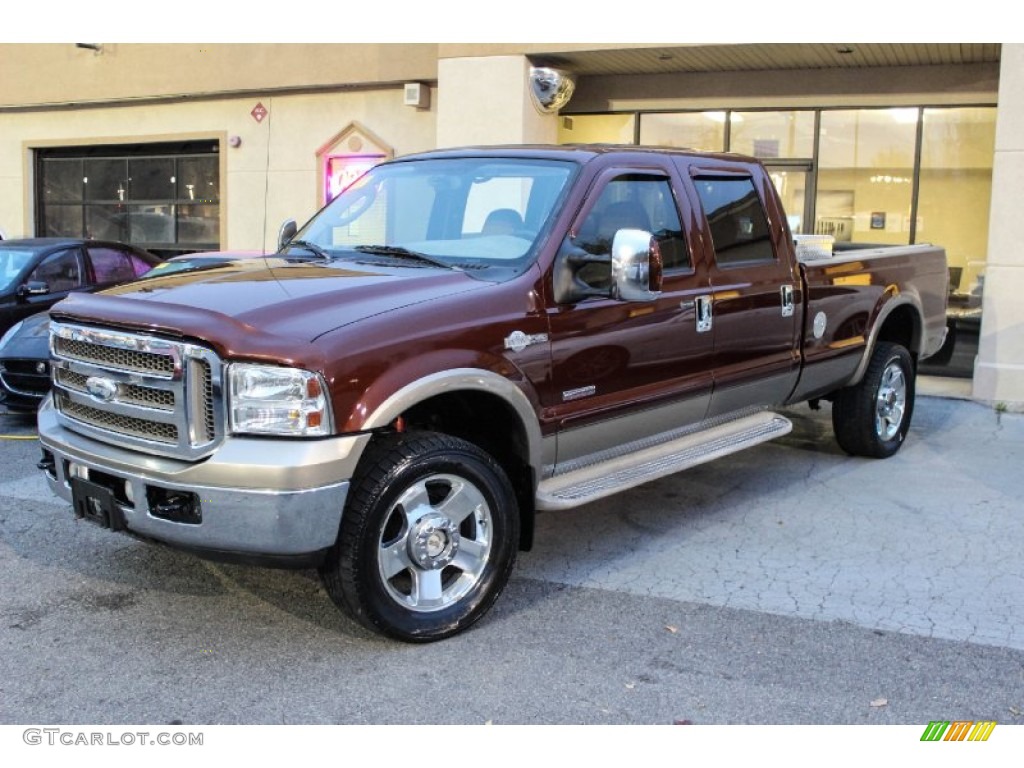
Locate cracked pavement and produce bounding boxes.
[2,395,1023,724]
[521,396,1024,650]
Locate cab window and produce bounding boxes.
[574,175,690,271]
[693,177,775,267]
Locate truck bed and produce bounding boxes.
[788,243,948,404]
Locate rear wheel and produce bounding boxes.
[832,342,915,458]
[320,431,519,642]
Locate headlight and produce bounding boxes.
[0,320,24,352]
[228,363,332,436]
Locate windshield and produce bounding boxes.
[290,157,576,276]
[0,248,35,292]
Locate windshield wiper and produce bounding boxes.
[353,245,456,270]
[285,239,331,261]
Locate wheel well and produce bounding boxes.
[401,391,536,551]
[876,304,921,362]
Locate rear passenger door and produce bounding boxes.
[686,167,802,416]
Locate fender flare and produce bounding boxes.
[361,367,544,473]
[846,292,924,387]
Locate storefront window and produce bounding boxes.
[816,109,918,244]
[557,114,636,145]
[730,111,815,159]
[36,142,220,256]
[917,107,995,295]
[41,158,83,201]
[85,159,127,201]
[916,107,996,378]
[639,112,725,152]
[560,103,995,380]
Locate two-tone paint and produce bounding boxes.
[38,146,947,563]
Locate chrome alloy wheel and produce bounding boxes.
[875,361,907,441]
[376,473,492,612]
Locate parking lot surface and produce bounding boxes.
[1,395,1023,724]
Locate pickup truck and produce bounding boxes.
[36,145,948,642]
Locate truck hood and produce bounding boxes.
[49,259,490,367]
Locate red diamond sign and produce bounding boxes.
[251,102,268,123]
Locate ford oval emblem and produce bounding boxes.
[85,376,118,402]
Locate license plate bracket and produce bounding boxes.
[70,477,126,531]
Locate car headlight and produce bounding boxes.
[0,320,24,352]
[228,363,332,436]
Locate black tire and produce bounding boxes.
[319,431,519,642]
[832,342,916,459]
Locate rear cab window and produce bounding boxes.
[692,176,776,268]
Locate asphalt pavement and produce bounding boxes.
[1,391,1022,725]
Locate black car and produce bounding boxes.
[0,238,162,338]
[0,238,163,412]
[0,251,258,412]
[0,311,52,411]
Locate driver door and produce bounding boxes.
[544,166,715,467]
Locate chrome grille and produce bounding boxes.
[188,358,216,445]
[56,392,179,443]
[55,368,175,411]
[50,322,223,460]
[54,336,176,376]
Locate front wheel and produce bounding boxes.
[320,432,519,642]
[832,342,916,458]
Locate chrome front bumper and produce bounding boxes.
[37,397,371,558]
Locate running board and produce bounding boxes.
[535,411,792,510]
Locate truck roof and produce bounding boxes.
[395,144,760,166]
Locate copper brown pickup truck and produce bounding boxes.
[36,146,948,641]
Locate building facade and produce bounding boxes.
[1,43,1021,404]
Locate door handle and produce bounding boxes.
[695,295,713,333]
[780,284,795,318]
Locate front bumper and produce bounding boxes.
[37,397,371,560]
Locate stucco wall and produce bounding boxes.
[0,89,436,250]
[0,44,438,107]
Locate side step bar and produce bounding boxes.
[536,411,792,511]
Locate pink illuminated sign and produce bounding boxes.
[326,155,386,202]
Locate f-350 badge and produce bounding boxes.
[504,330,549,353]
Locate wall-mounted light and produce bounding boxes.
[403,83,430,110]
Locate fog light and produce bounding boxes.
[124,481,134,505]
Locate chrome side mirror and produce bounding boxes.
[611,229,662,302]
[277,219,298,252]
